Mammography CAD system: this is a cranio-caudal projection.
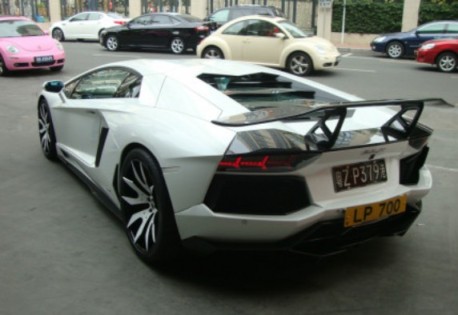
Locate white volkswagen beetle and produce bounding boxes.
[197,15,341,76]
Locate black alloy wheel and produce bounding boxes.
[119,149,181,264]
[38,98,58,160]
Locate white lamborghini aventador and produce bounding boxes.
[37,59,434,264]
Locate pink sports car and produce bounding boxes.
[0,16,65,76]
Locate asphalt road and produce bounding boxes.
[1,42,457,315]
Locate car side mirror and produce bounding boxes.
[44,80,64,93]
[275,33,286,40]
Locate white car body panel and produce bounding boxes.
[38,59,433,257]
[50,12,128,41]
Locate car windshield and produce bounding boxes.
[0,20,45,37]
[279,20,308,38]
[198,72,325,111]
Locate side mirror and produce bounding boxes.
[44,80,64,93]
[275,33,286,40]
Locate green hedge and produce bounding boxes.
[332,1,458,34]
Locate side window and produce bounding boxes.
[152,15,172,25]
[87,13,102,21]
[418,22,446,34]
[245,20,265,36]
[446,23,458,34]
[115,74,143,98]
[70,13,88,22]
[222,20,246,35]
[131,15,152,26]
[65,68,142,99]
[210,9,229,24]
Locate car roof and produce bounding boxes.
[222,15,286,24]
[102,59,278,78]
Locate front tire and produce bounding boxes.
[436,52,457,73]
[50,65,64,72]
[202,46,224,59]
[287,52,313,76]
[386,41,404,59]
[105,35,119,51]
[120,149,181,264]
[0,54,10,76]
[38,98,58,160]
[170,37,185,54]
[52,28,65,41]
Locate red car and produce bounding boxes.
[416,38,458,72]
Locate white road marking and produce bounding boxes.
[335,67,376,73]
[427,164,458,173]
[92,53,141,58]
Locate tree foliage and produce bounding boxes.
[332,0,458,33]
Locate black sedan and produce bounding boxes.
[100,13,210,54]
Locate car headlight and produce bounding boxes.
[373,36,386,43]
[420,43,435,50]
[7,45,19,53]
[55,40,64,51]
[314,45,326,55]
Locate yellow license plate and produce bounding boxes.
[344,195,407,227]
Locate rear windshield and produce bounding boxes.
[0,20,45,37]
[198,72,323,111]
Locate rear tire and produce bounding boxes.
[52,28,65,41]
[120,149,181,264]
[170,37,185,54]
[202,46,224,59]
[436,52,457,73]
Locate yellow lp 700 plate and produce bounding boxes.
[344,195,407,228]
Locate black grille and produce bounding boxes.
[204,175,310,215]
[400,146,429,185]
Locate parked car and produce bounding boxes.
[100,13,210,54]
[38,58,434,264]
[50,11,129,42]
[416,38,458,72]
[197,15,340,76]
[0,16,65,76]
[205,4,285,30]
[370,20,458,59]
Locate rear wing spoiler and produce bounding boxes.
[213,98,447,150]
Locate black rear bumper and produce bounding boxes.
[182,201,422,257]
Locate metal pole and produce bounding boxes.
[341,0,346,44]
